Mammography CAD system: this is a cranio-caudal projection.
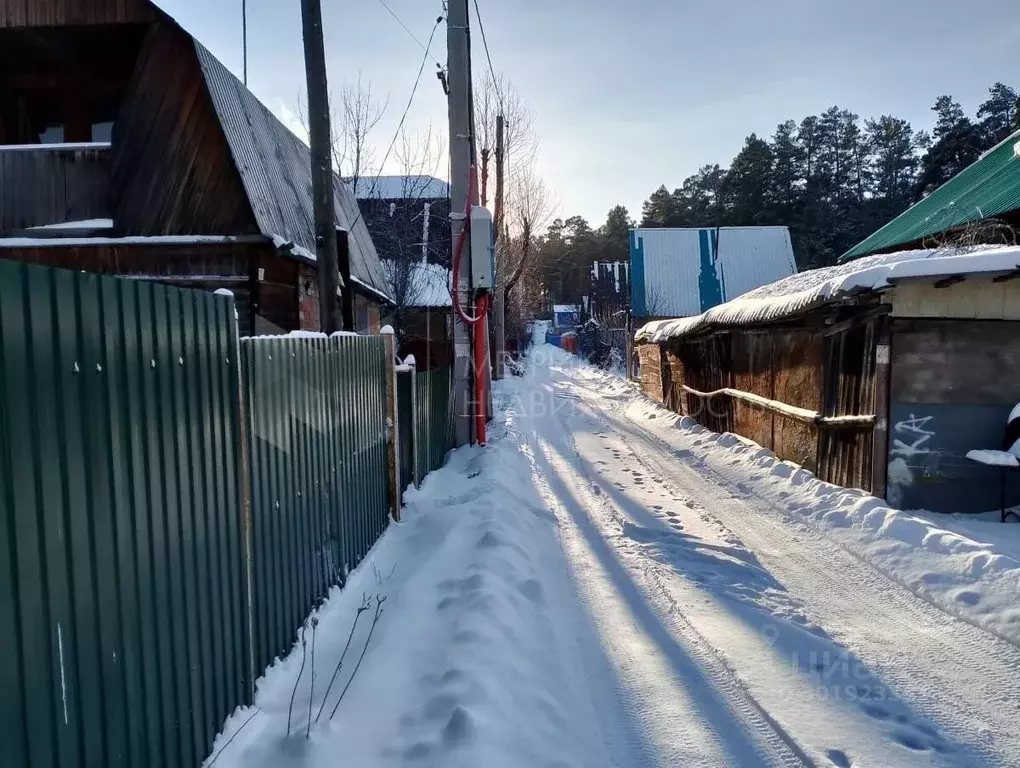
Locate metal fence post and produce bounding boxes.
[230,304,257,702]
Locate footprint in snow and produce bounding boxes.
[825,749,851,767]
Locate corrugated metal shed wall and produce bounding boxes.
[193,41,392,301]
[630,227,797,318]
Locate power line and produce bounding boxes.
[349,15,444,231]
[471,0,504,114]
[377,0,443,68]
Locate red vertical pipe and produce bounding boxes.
[473,294,488,446]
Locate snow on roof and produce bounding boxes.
[0,142,111,152]
[0,234,252,248]
[636,245,1020,343]
[27,218,114,231]
[382,261,452,307]
[354,176,451,201]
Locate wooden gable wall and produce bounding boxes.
[110,21,259,236]
[0,0,156,27]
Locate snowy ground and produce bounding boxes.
[207,346,1020,768]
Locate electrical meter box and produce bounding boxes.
[470,206,495,291]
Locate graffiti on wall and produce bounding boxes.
[888,414,937,507]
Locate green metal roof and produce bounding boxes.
[841,129,1020,262]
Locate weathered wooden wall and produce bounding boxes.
[110,23,258,237]
[637,343,665,403]
[647,310,879,491]
[250,246,299,333]
[817,317,881,491]
[0,147,110,231]
[665,335,732,434]
[0,23,149,144]
[731,333,774,452]
[0,0,156,27]
[0,241,264,334]
[773,332,824,470]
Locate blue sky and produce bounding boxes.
[157,0,1020,227]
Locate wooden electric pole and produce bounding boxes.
[491,114,506,380]
[448,0,478,445]
[242,0,248,86]
[300,0,342,333]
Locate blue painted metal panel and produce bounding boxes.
[887,403,1020,513]
[630,226,797,318]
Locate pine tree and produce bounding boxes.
[917,95,984,198]
[976,82,1018,144]
[640,186,675,227]
[673,165,727,225]
[866,115,919,216]
[724,134,774,226]
[932,95,966,140]
[598,205,633,262]
[770,120,804,216]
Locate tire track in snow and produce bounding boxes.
[519,377,810,767]
[573,376,1020,767]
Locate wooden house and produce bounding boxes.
[0,0,392,335]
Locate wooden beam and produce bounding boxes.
[821,303,892,337]
[682,384,875,428]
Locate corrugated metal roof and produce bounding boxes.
[193,41,392,300]
[842,129,1020,262]
[354,176,450,200]
[629,226,797,318]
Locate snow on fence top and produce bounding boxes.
[635,245,1020,343]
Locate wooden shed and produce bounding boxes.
[0,0,392,335]
[635,247,1020,514]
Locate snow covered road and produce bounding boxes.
[208,347,1020,768]
[519,350,1020,767]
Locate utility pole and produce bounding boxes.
[242,0,248,86]
[448,0,478,445]
[491,114,506,380]
[301,0,342,333]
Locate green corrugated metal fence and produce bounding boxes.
[413,367,455,485]
[1,263,457,768]
[0,261,249,768]
[240,334,391,674]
